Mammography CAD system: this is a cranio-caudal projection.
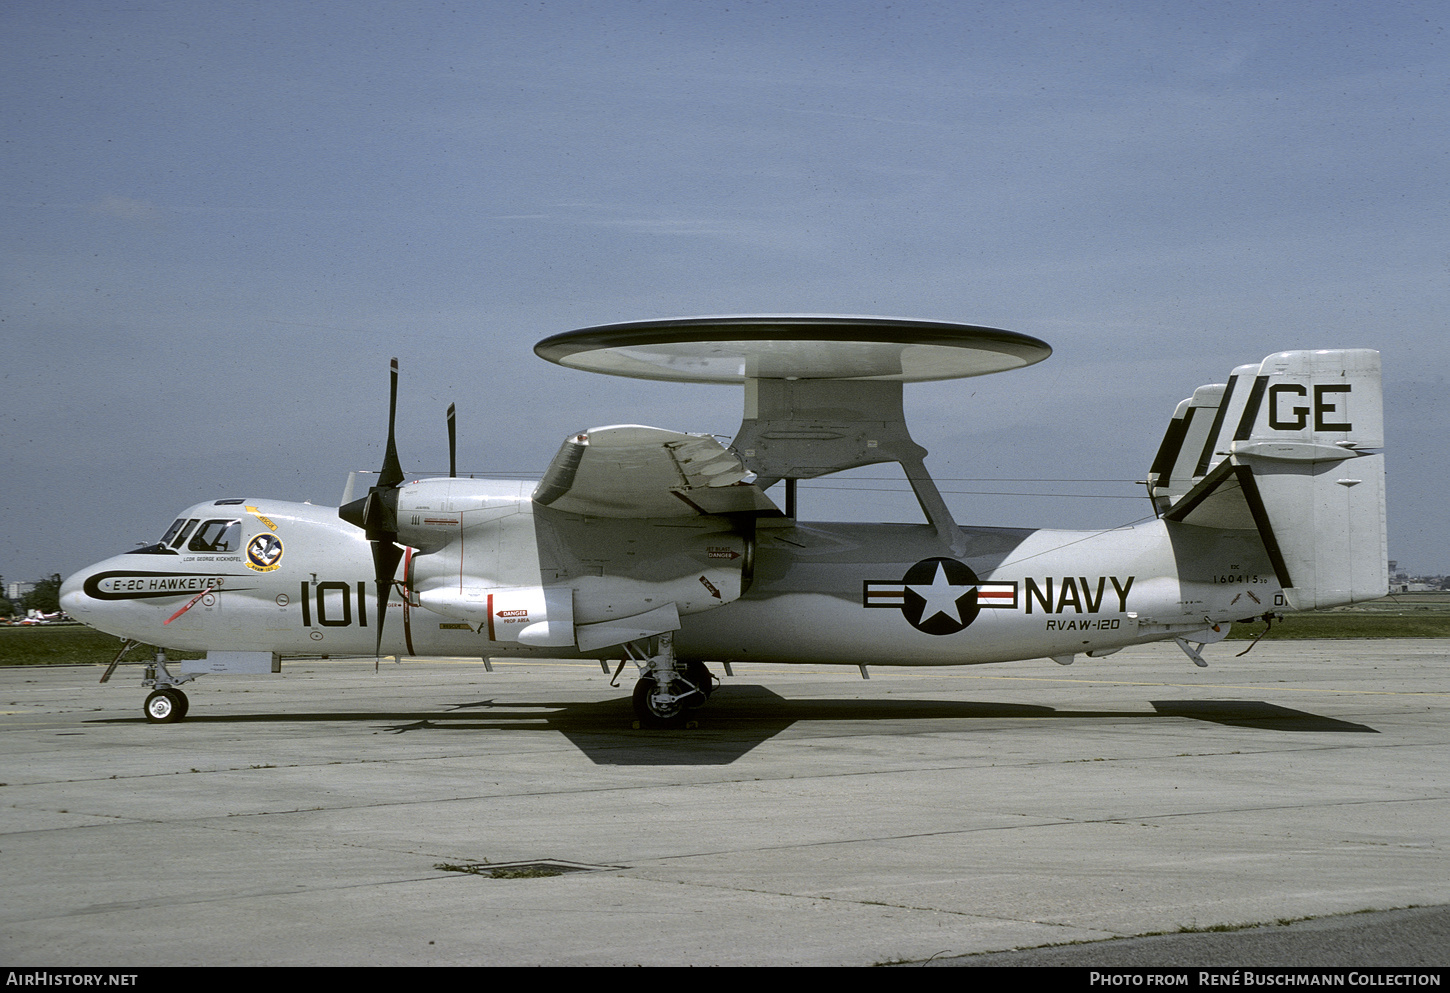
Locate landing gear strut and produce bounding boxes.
[627,635,716,729]
[141,649,193,723]
[681,660,716,709]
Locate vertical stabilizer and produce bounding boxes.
[1147,382,1224,513]
[1147,364,1259,516]
[1229,349,1386,610]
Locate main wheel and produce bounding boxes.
[632,677,687,729]
[144,689,184,724]
[682,661,716,710]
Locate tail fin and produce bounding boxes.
[1159,349,1387,611]
[1148,370,1241,514]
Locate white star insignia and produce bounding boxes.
[907,562,975,625]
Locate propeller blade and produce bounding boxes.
[379,357,404,489]
[371,538,404,667]
[447,403,457,478]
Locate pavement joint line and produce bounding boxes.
[3,870,486,924]
[3,734,1436,797]
[8,788,1443,849]
[30,788,1447,856]
[612,873,1114,930]
[625,810,1373,863]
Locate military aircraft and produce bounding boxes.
[60,317,1387,727]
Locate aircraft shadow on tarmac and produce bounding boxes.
[94,685,1377,766]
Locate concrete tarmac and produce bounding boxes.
[1,639,1446,967]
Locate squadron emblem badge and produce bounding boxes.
[246,533,285,572]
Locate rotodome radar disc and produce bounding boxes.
[534,316,1052,383]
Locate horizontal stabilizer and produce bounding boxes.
[1163,460,1290,584]
[1163,460,1265,532]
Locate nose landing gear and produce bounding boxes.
[144,687,189,723]
[137,648,194,723]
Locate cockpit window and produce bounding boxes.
[131,518,191,554]
[188,519,241,552]
[170,519,199,548]
[128,515,227,555]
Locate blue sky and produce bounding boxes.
[3,0,1447,583]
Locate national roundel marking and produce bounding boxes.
[901,557,982,635]
[863,557,983,636]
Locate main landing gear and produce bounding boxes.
[626,635,717,729]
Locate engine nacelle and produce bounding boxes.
[400,478,751,651]
[392,478,533,554]
[418,585,576,647]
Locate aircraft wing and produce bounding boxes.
[533,424,782,518]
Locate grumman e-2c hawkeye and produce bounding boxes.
[60,317,1388,727]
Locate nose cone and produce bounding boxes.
[60,569,91,616]
[57,555,158,641]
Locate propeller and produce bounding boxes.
[339,358,406,663]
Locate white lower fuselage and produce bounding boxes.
[62,495,1277,668]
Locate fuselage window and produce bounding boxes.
[189,519,240,553]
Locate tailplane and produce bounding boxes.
[1153,349,1387,611]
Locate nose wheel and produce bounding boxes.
[144,688,189,723]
